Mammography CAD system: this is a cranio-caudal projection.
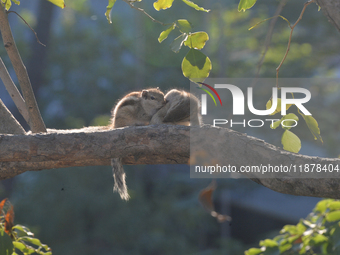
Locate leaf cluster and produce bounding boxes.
[245,199,340,255]
[107,0,212,83]
[0,199,52,255]
[0,0,20,11]
[159,20,211,83]
[266,97,322,153]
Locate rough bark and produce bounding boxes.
[0,126,189,179]
[316,0,340,32]
[0,125,339,198]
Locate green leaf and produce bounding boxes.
[12,0,20,4]
[259,239,278,248]
[158,24,176,43]
[177,19,192,33]
[296,222,307,234]
[281,225,298,235]
[311,234,328,245]
[181,0,210,12]
[281,130,301,153]
[315,199,333,213]
[20,237,43,246]
[266,98,292,116]
[281,113,299,130]
[13,225,34,237]
[329,201,340,211]
[184,32,209,49]
[12,241,26,252]
[238,0,257,12]
[170,34,187,53]
[300,114,323,143]
[244,248,263,255]
[302,219,316,229]
[46,0,65,9]
[2,0,11,10]
[19,237,51,251]
[182,48,212,83]
[279,243,292,253]
[270,113,298,130]
[105,0,116,24]
[0,229,13,255]
[326,211,340,222]
[153,0,174,11]
[270,119,281,130]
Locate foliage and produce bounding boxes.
[0,199,52,255]
[0,0,20,11]
[2,0,64,11]
[245,199,340,255]
[266,98,322,153]
[241,0,322,153]
[105,0,212,83]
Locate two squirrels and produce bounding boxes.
[110,88,202,200]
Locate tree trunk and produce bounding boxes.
[316,0,340,32]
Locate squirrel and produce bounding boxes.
[111,88,202,200]
[110,88,166,200]
[150,89,202,126]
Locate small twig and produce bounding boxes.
[7,11,46,47]
[122,0,172,26]
[276,0,315,87]
[254,0,288,81]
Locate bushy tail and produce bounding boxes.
[111,158,130,200]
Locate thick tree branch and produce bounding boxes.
[0,4,46,133]
[0,125,339,198]
[316,0,340,32]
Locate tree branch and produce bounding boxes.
[0,4,46,133]
[254,0,288,79]
[0,98,25,134]
[122,0,172,26]
[0,57,29,123]
[0,125,339,198]
[276,0,315,87]
[316,0,340,32]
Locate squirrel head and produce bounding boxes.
[141,88,166,116]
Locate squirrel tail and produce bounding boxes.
[111,158,130,200]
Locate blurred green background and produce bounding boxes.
[1,0,340,254]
